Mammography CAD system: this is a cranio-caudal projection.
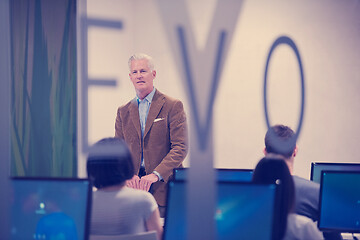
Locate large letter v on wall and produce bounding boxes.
[157,1,244,240]
[157,0,244,151]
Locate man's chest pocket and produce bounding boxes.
[148,117,168,140]
[152,117,167,129]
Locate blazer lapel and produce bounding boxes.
[129,98,142,140]
[144,90,165,138]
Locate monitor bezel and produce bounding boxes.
[10,177,92,240]
[172,167,254,181]
[318,170,360,233]
[163,179,279,240]
[310,162,360,183]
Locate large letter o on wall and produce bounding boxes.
[263,36,305,154]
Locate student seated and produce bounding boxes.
[252,157,324,240]
[87,137,163,240]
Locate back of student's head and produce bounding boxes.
[252,157,295,240]
[264,124,296,158]
[87,137,134,189]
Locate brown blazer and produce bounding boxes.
[115,89,188,206]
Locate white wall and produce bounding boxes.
[78,0,360,179]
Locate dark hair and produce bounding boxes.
[264,124,296,158]
[87,137,134,189]
[252,157,295,240]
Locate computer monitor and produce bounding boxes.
[310,162,360,183]
[318,171,360,233]
[163,180,279,240]
[173,168,253,182]
[10,177,92,240]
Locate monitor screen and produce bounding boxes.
[310,162,360,183]
[173,168,253,182]
[318,171,360,233]
[10,177,92,240]
[163,180,278,240]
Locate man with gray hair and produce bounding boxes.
[115,53,188,216]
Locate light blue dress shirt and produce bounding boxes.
[137,88,162,181]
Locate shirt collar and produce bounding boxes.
[137,87,156,104]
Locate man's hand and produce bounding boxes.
[139,173,159,191]
[126,175,140,189]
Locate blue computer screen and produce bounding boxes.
[310,162,360,183]
[163,180,277,240]
[10,177,91,240]
[318,171,360,233]
[173,168,253,182]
